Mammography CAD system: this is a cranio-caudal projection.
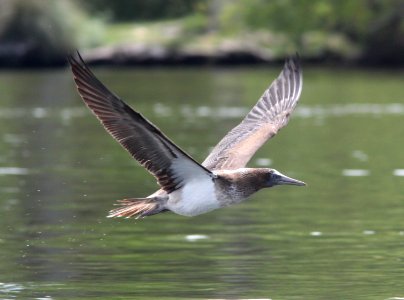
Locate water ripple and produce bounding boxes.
[0,103,403,122]
[342,169,370,177]
[0,282,24,293]
[180,103,404,120]
[296,103,404,118]
[0,167,29,175]
[185,234,209,242]
[393,169,404,176]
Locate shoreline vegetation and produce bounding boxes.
[76,21,365,67]
[0,0,402,68]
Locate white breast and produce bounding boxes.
[167,178,220,216]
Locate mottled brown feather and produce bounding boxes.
[202,56,302,170]
[68,52,213,193]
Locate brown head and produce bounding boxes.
[216,168,305,194]
[264,169,306,188]
[214,168,306,206]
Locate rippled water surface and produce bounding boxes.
[0,66,403,299]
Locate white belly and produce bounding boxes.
[167,179,220,216]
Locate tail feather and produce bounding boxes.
[107,197,164,219]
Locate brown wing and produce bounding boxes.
[202,56,302,170]
[68,52,214,193]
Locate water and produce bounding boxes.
[0,66,403,299]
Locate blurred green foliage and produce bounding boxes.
[83,0,207,21]
[0,0,402,66]
[217,0,403,64]
[83,0,403,64]
[0,0,104,66]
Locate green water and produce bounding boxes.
[0,65,403,299]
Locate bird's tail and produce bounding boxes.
[107,197,165,219]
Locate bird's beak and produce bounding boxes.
[273,170,306,186]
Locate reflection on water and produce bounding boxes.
[342,169,370,176]
[0,66,403,299]
[393,169,404,176]
[0,167,29,175]
[1,102,404,122]
[185,234,209,242]
[0,282,24,293]
[169,103,404,119]
[297,103,404,117]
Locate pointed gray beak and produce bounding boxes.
[272,170,306,186]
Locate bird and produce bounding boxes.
[68,52,305,219]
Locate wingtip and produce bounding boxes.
[75,50,86,64]
[66,50,87,68]
[284,52,301,73]
[67,49,78,61]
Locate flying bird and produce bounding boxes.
[68,52,305,218]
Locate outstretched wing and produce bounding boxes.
[68,52,214,193]
[202,56,302,170]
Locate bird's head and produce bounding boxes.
[265,169,306,188]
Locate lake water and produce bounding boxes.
[0,65,403,299]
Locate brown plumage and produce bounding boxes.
[68,53,213,194]
[68,52,305,219]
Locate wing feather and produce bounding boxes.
[202,56,302,170]
[68,52,213,193]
